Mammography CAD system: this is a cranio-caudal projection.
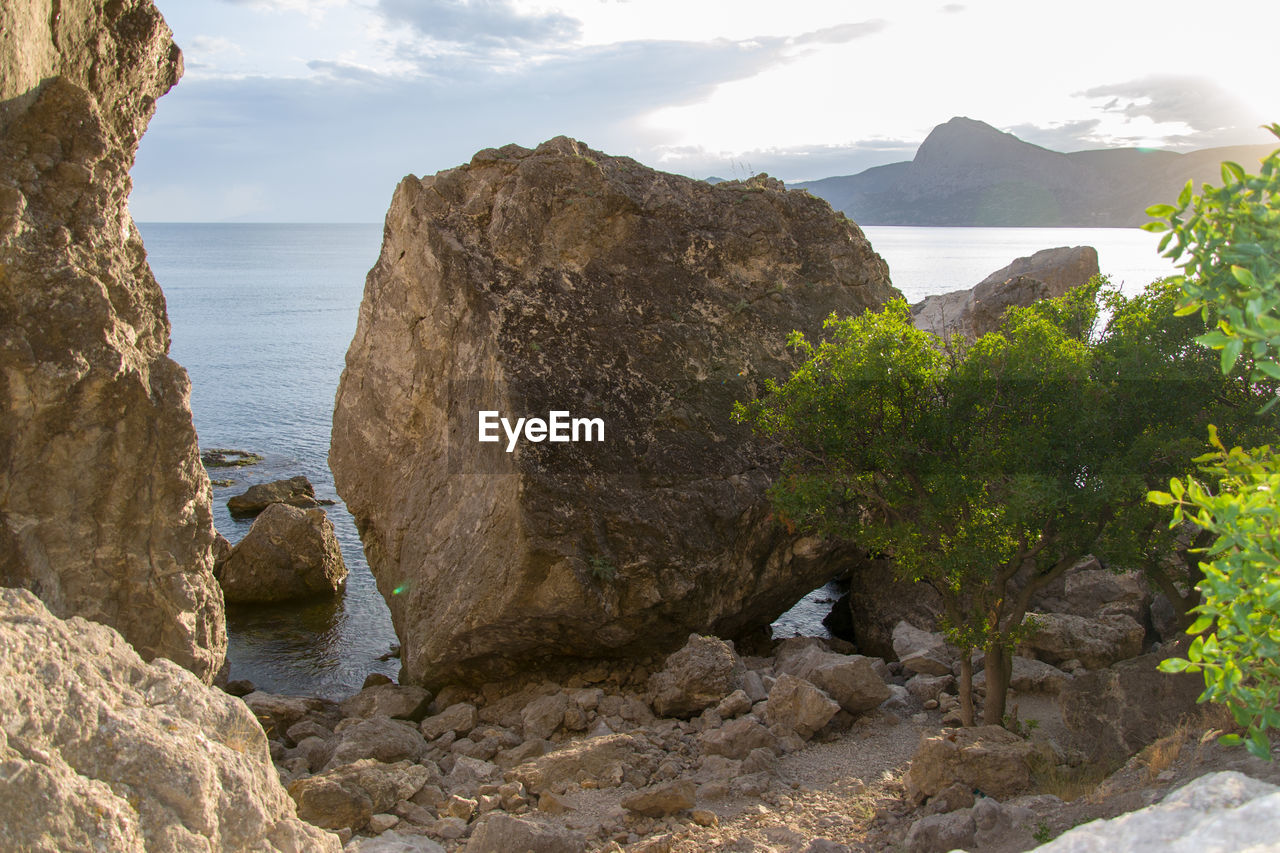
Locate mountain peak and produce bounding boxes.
[914,116,1050,169]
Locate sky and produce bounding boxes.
[130,0,1280,222]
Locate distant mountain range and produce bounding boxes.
[791,117,1274,227]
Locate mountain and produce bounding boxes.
[793,117,1274,227]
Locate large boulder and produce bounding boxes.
[287,759,432,832]
[0,588,337,851]
[1031,771,1280,852]
[1058,650,1204,761]
[0,0,225,681]
[227,475,327,517]
[775,643,890,713]
[648,634,746,718]
[330,138,897,685]
[911,246,1099,339]
[904,725,1035,801]
[509,733,655,795]
[1020,612,1144,670]
[843,551,943,659]
[217,503,348,603]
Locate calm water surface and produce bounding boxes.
[141,223,1179,693]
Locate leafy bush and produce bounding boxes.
[1147,125,1280,760]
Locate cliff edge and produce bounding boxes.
[0,0,225,681]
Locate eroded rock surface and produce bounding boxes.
[331,137,897,686]
[217,503,348,603]
[0,0,224,680]
[910,246,1099,339]
[0,588,337,851]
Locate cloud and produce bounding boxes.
[655,139,918,184]
[1079,75,1255,132]
[792,20,888,46]
[374,0,582,47]
[941,3,966,12]
[1002,119,1104,151]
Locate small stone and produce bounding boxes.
[368,813,400,833]
[621,780,697,817]
[430,817,468,840]
[923,699,939,710]
[690,809,719,827]
[538,791,573,814]
[443,794,477,821]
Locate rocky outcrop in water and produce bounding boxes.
[331,136,897,686]
[0,0,225,680]
[910,246,1100,340]
[0,588,338,851]
[217,503,348,603]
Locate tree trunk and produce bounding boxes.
[981,643,1011,726]
[957,649,975,727]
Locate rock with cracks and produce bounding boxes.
[0,588,337,851]
[0,0,225,681]
[216,503,348,604]
[330,136,898,686]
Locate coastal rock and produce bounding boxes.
[330,137,897,685]
[844,553,943,659]
[1020,612,1144,670]
[465,814,587,853]
[973,656,1071,695]
[1058,650,1204,760]
[764,673,840,739]
[324,716,427,769]
[509,733,654,795]
[288,759,431,832]
[648,634,746,718]
[0,0,225,681]
[217,503,348,603]
[1031,771,1280,852]
[775,644,890,713]
[227,474,327,517]
[904,725,1034,801]
[341,682,433,722]
[622,779,697,817]
[892,621,957,676]
[910,246,1099,339]
[0,588,336,851]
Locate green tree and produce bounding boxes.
[1148,126,1280,759]
[737,276,1274,727]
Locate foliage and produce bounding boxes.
[1148,127,1280,760]
[1143,124,1280,405]
[588,555,617,583]
[734,276,1259,725]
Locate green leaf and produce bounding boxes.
[1231,265,1259,288]
[1178,180,1194,208]
[1146,204,1177,218]
[1222,338,1244,373]
[1147,491,1176,506]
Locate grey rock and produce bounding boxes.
[329,139,897,687]
[219,503,348,603]
[904,810,976,853]
[228,475,326,516]
[648,634,746,718]
[341,683,433,722]
[892,621,956,676]
[421,703,480,740]
[464,814,587,853]
[0,589,336,851]
[1021,612,1144,670]
[764,673,840,739]
[0,0,226,683]
[1030,771,1280,851]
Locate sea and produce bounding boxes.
[139,222,1179,698]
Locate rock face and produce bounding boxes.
[0,0,225,680]
[0,588,337,851]
[216,503,348,603]
[1058,651,1204,761]
[910,246,1099,339]
[1031,771,1280,852]
[331,137,897,686]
